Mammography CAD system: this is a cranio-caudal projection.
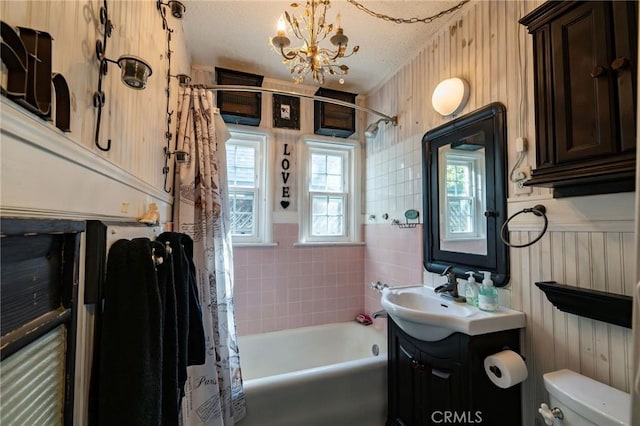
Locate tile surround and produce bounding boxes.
[234,223,365,335]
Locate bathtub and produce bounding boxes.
[237,321,388,426]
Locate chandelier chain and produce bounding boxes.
[346,0,470,24]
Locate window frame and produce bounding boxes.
[298,136,361,244]
[225,125,273,246]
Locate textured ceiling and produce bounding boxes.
[181,1,467,95]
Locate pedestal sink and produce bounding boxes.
[380,286,526,341]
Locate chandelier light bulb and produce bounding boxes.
[277,15,287,37]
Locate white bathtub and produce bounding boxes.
[237,321,388,426]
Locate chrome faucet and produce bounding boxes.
[372,310,388,319]
[435,266,466,302]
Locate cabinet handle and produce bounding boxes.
[484,210,498,218]
[611,56,630,71]
[432,368,451,379]
[590,66,605,78]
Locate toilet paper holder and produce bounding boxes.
[484,348,528,389]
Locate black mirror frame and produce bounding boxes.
[421,102,509,287]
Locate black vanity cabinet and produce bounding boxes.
[387,319,521,426]
[519,1,637,197]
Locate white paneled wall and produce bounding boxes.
[364,1,636,425]
[508,225,635,423]
[0,0,190,200]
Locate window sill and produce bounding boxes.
[293,241,365,247]
[232,242,278,248]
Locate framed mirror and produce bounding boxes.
[422,103,509,286]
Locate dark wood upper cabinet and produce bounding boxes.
[314,88,357,138]
[520,1,637,198]
[215,67,264,126]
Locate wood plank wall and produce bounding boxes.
[0,0,190,191]
[364,1,636,425]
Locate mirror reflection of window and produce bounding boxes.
[446,158,477,237]
[438,137,487,255]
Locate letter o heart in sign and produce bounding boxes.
[280,201,290,209]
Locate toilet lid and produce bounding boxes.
[543,369,631,426]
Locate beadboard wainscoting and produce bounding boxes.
[506,217,635,423]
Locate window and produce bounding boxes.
[299,137,361,244]
[440,148,485,241]
[226,127,272,245]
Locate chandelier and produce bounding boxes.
[270,1,359,85]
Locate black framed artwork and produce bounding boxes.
[273,94,300,130]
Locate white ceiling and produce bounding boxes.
[181,1,467,95]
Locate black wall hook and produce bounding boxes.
[94,0,113,152]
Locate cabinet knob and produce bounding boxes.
[411,359,425,371]
[590,66,605,78]
[611,56,631,71]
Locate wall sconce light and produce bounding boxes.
[93,0,153,151]
[431,77,470,117]
[171,73,191,87]
[365,116,398,138]
[157,0,186,19]
[162,148,189,191]
[115,55,153,89]
[165,148,190,164]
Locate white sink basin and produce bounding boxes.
[381,286,526,341]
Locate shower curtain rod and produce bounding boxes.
[202,84,398,124]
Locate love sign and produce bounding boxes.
[280,142,293,209]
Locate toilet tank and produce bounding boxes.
[543,369,631,426]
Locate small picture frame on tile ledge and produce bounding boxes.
[273,94,300,130]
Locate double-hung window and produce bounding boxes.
[298,137,361,244]
[226,127,272,245]
[440,148,485,241]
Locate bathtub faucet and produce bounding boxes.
[370,281,389,293]
[372,310,387,319]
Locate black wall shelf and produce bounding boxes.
[535,281,633,328]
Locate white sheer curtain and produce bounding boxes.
[174,87,245,425]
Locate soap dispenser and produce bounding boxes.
[478,271,498,312]
[465,272,479,307]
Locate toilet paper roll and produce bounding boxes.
[484,349,528,389]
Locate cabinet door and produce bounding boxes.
[420,353,464,425]
[612,0,637,153]
[551,1,616,163]
[390,336,424,426]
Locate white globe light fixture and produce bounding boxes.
[431,77,470,117]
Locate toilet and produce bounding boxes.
[540,369,631,426]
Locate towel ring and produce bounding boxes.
[500,204,548,248]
